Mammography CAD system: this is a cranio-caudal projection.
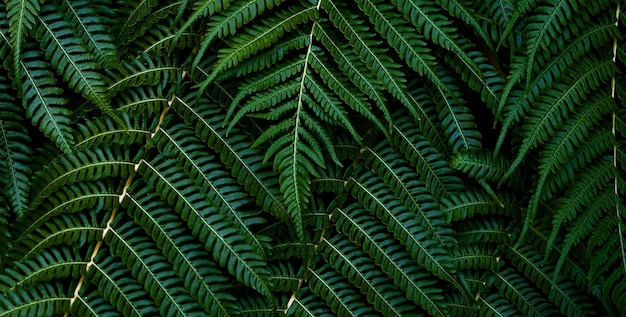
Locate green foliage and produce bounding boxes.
[0,0,625,316]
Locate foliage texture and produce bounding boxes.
[0,0,625,316]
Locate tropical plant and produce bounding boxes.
[0,0,625,316]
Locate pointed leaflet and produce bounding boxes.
[137,155,274,307]
[6,0,42,80]
[20,45,74,153]
[36,4,116,120]
[0,71,31,215]
[59,0,119,67]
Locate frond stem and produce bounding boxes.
[613,2,626,278]
[63,88,180,314]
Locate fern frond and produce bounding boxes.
[0,71,31,215]
[307,260,380,317]
[107,53,184,93]
[238,293,282,317]
[170,93,290,227]
[545,156,614,257]
[88,253,160,317]
[523,0,612,83]
[192,0,285,69]
[347,172,456,282]
[441,1,492,41]
[521,95,615,243]
[114,84,170,114]
[115,0,159,45]
[287,287,335,316]
[153,119,270,257]
[136,18,202,54]
[493,268,560,317]
[501,56,615,184]
[391,112,463,197]
[313,20,391,133]
[10,209,104,263]
[74,111,158,149]
[450,244,499,270]
[359,0,452,97]
[495,17,617,151]
[6,0,42,81]
[36,4,115,120]
[362,143,455,247]
[28,145,138,208]
[70,286,120,317]
[454,217,509,244]
[58,0,119,67]
[267,260,301,292]
[123,184,238,316]
[442,189,520,222]
[0,281,69,316]
[318,235,423,316]
[334,205,449,315]
[176,0,233,46]
[505,244,595,316]
[225,58,305,127]
[322,0,443,145]
[196,1,318,88]
[137,155,274,306]
[106,215,208,316]
[20,45,74,153]
[0,246,85,292]
[207,33,310,81]
[478,292,521,317]
[553,188,615,282]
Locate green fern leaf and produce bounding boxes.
[6,0,42,80]
[545,156,614,257]
[0,246,85,292]
[505,243,595,316]
[0,281,68,316]
[478,292,521,317]
[334,205,448,316]
[9,209,103,263]
[501,56,615,185]
[347,172,457,283]
[153,119,270,258]
[20,45,74,153]
[74,111,158,149]
[36,4,116,120]
[87,253,160,317]
[286,287,335,316]
[197,1,318,89]
[522,0,610,83]
[176,0,233,50]
[0,72,31,216]
[362,143,455,247]
[435,0,493,46]
[192,0,285,68]
[322,0,444,146]
[391,112,463,197]
[521,95,614,243]
[307,260,380,317]
[494,17,617,153]
[116,0,159,45]
[313,20,392,132]
[124,184,239,316]
[171,93,291,231]
[28,145,138,208]
[137,155,274,307]
[106,215,209,316]
[317,235,423,316]
[58,0,119,67]
[493,268,560,317]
